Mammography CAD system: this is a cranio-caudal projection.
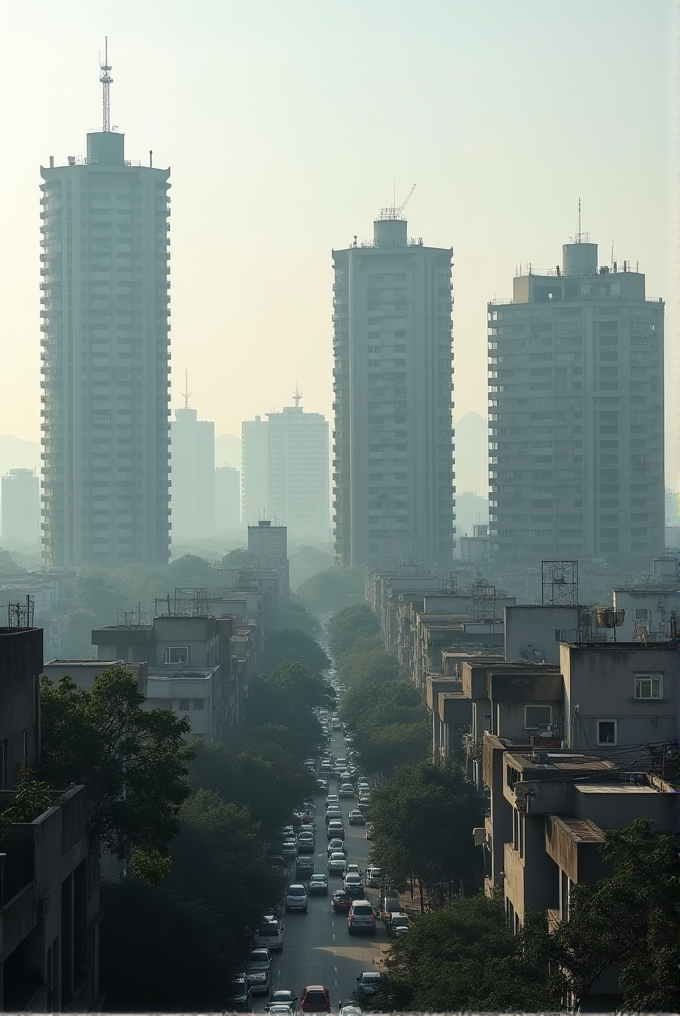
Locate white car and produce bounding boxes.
[284,884,308,912]
[365,866,383,888]
[327,852,347,875]
[327,838,346,856]
[281,839,298,857]
[254,916,284,951]
[345,863,361,876]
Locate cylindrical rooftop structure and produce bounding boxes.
[562,241,598,276]
[374,217,408,247]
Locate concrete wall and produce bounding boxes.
[612,588,679,641]
[504,604,581,664]
[0,628,42,788]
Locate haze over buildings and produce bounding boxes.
[241,395,330,540]
[39,56,171,567]
[332,209,455,567]
[170,398,215,542]
[488,232,665,571]
[1,468,40,547]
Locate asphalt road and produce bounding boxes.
[252,732,387,1013]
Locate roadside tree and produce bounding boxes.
[297,566,365,615]
[327,603,380,659]
[263,628,330,673]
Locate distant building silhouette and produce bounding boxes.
[1,468,40,546]
[40,60,170,566]
[241,400,330,540]
[489,234,664,570]
[332,211,455,566]
[171,406,215,540]
[215,465,240,531]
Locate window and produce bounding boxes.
[634,673,663,700]
[178,699,190,712]
[634,609,651,620]
[164,646,190,664]
[597,720,617,745]
[524,705,551,729]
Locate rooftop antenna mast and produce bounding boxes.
[180,369,192,409]
[577,197,582,242]
[99,37,113,132]
[292,385,303,408]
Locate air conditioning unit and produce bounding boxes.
[472,827,487,847]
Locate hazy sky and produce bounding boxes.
[1,1,676,484]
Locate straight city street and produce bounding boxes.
[252,731,387,1012]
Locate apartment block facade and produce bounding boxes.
[333,213,455,567]
[171,405,215,540]
[488,237,664,571]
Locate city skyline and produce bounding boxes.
[0,1,675,488]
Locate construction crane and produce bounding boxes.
[396,183,416,216]
[380,184,416,221]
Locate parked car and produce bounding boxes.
[331,889,352,913]
[254,916,284,951]
[285,884,308,913]
[379,890,401,917]
[327,838,346,856]
[267,990,298,1013]
[348,810,365,825]
[316,778,328,791]
[365,866,382,888]
[245,948,272,995]
[355,972,382,999]
[327,852,347,875]
[386,912,410,936]
[347,899,376,935]
[300,985,331,1014]
[226,974,252,1012]
[281,840,298,857]
[365,824,373,840]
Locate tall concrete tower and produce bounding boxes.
[488,233,665,572]
[332,211,455,567]
[40,49,171,566]
[171,403,215,542]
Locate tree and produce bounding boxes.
[272,595,322,637]
[245,661,333,755]
[341,677,429,774]
[0,547,21,574]
[522,818,680,1011]
[289,545,335,591]
[263,628,330,673]
[100,877,234,1011]
[0,766,53,842]
[169,790,283,945]
[297,567,365,616]
[189,735,316,837]
[62,608,101,658]
[39,667,193,857]
[379,891,555,1012]
[327,603,380,659]
[369,759,484,906]
[338,635,398,687]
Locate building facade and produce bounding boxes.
[488,236,665,571]
[1,469,40,546]
[215,465,241,531]
[241,401,330,539]
[170,406,215,541]
[40,115,171,567]
[332,212,455,567]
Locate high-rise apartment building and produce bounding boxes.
[488,236,665,570]
[170,405,215,541]
[1,469,40,546]
[215,466,240,531]
[40,57,170,567]
[332,212,455,567]
[241,398,330,539]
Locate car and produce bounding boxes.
[348,810,365,825]
[325,794,339,807]
[268,990,298,1013]
[331,889,352,913]
[226,973,252,1012]
[325,807,342,823]
[254,916,284,951]
[357,781,370,793]
[355,972,383,998]
[268,855,289,871]
[308,873,329,895]
[365,866,383,888]
[327,838,346,856]
[338,783,355,798]
[357,800,371,816]
[285,884,308,912]
[327,820,345,839]
[297,832,316,854]
[379,890,401,917]
[386,912,410,936]
[245,948,272,995]
[300,985,331,1014]
[345,863,361,876]
[347,899,376,935]
[281,840,298,857]
[279,825,296,839]
[267,1005,294,1016]
[316,778,328,791]
[295,856,315,879]
[327,852,347,875]
[365,824,373,840]
[338,1003,362,1016]
[343,873,364,896]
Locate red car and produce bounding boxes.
[301,985,331,1014]
[331,889,352,914]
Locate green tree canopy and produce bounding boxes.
[297,567,365,616]
[327,603,380,659]
[338,635,399,688]
[263,628,330,673]
[39,667,193,857]
[379,891,554,1012]
[189,734,316,837]
[169,789,283,949]
[340,677,429,774]
[289,545,335,591]
[100,877,234,1012]
[245,661,333,755]
[369,759,483,905]
[522,818,680,1011]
